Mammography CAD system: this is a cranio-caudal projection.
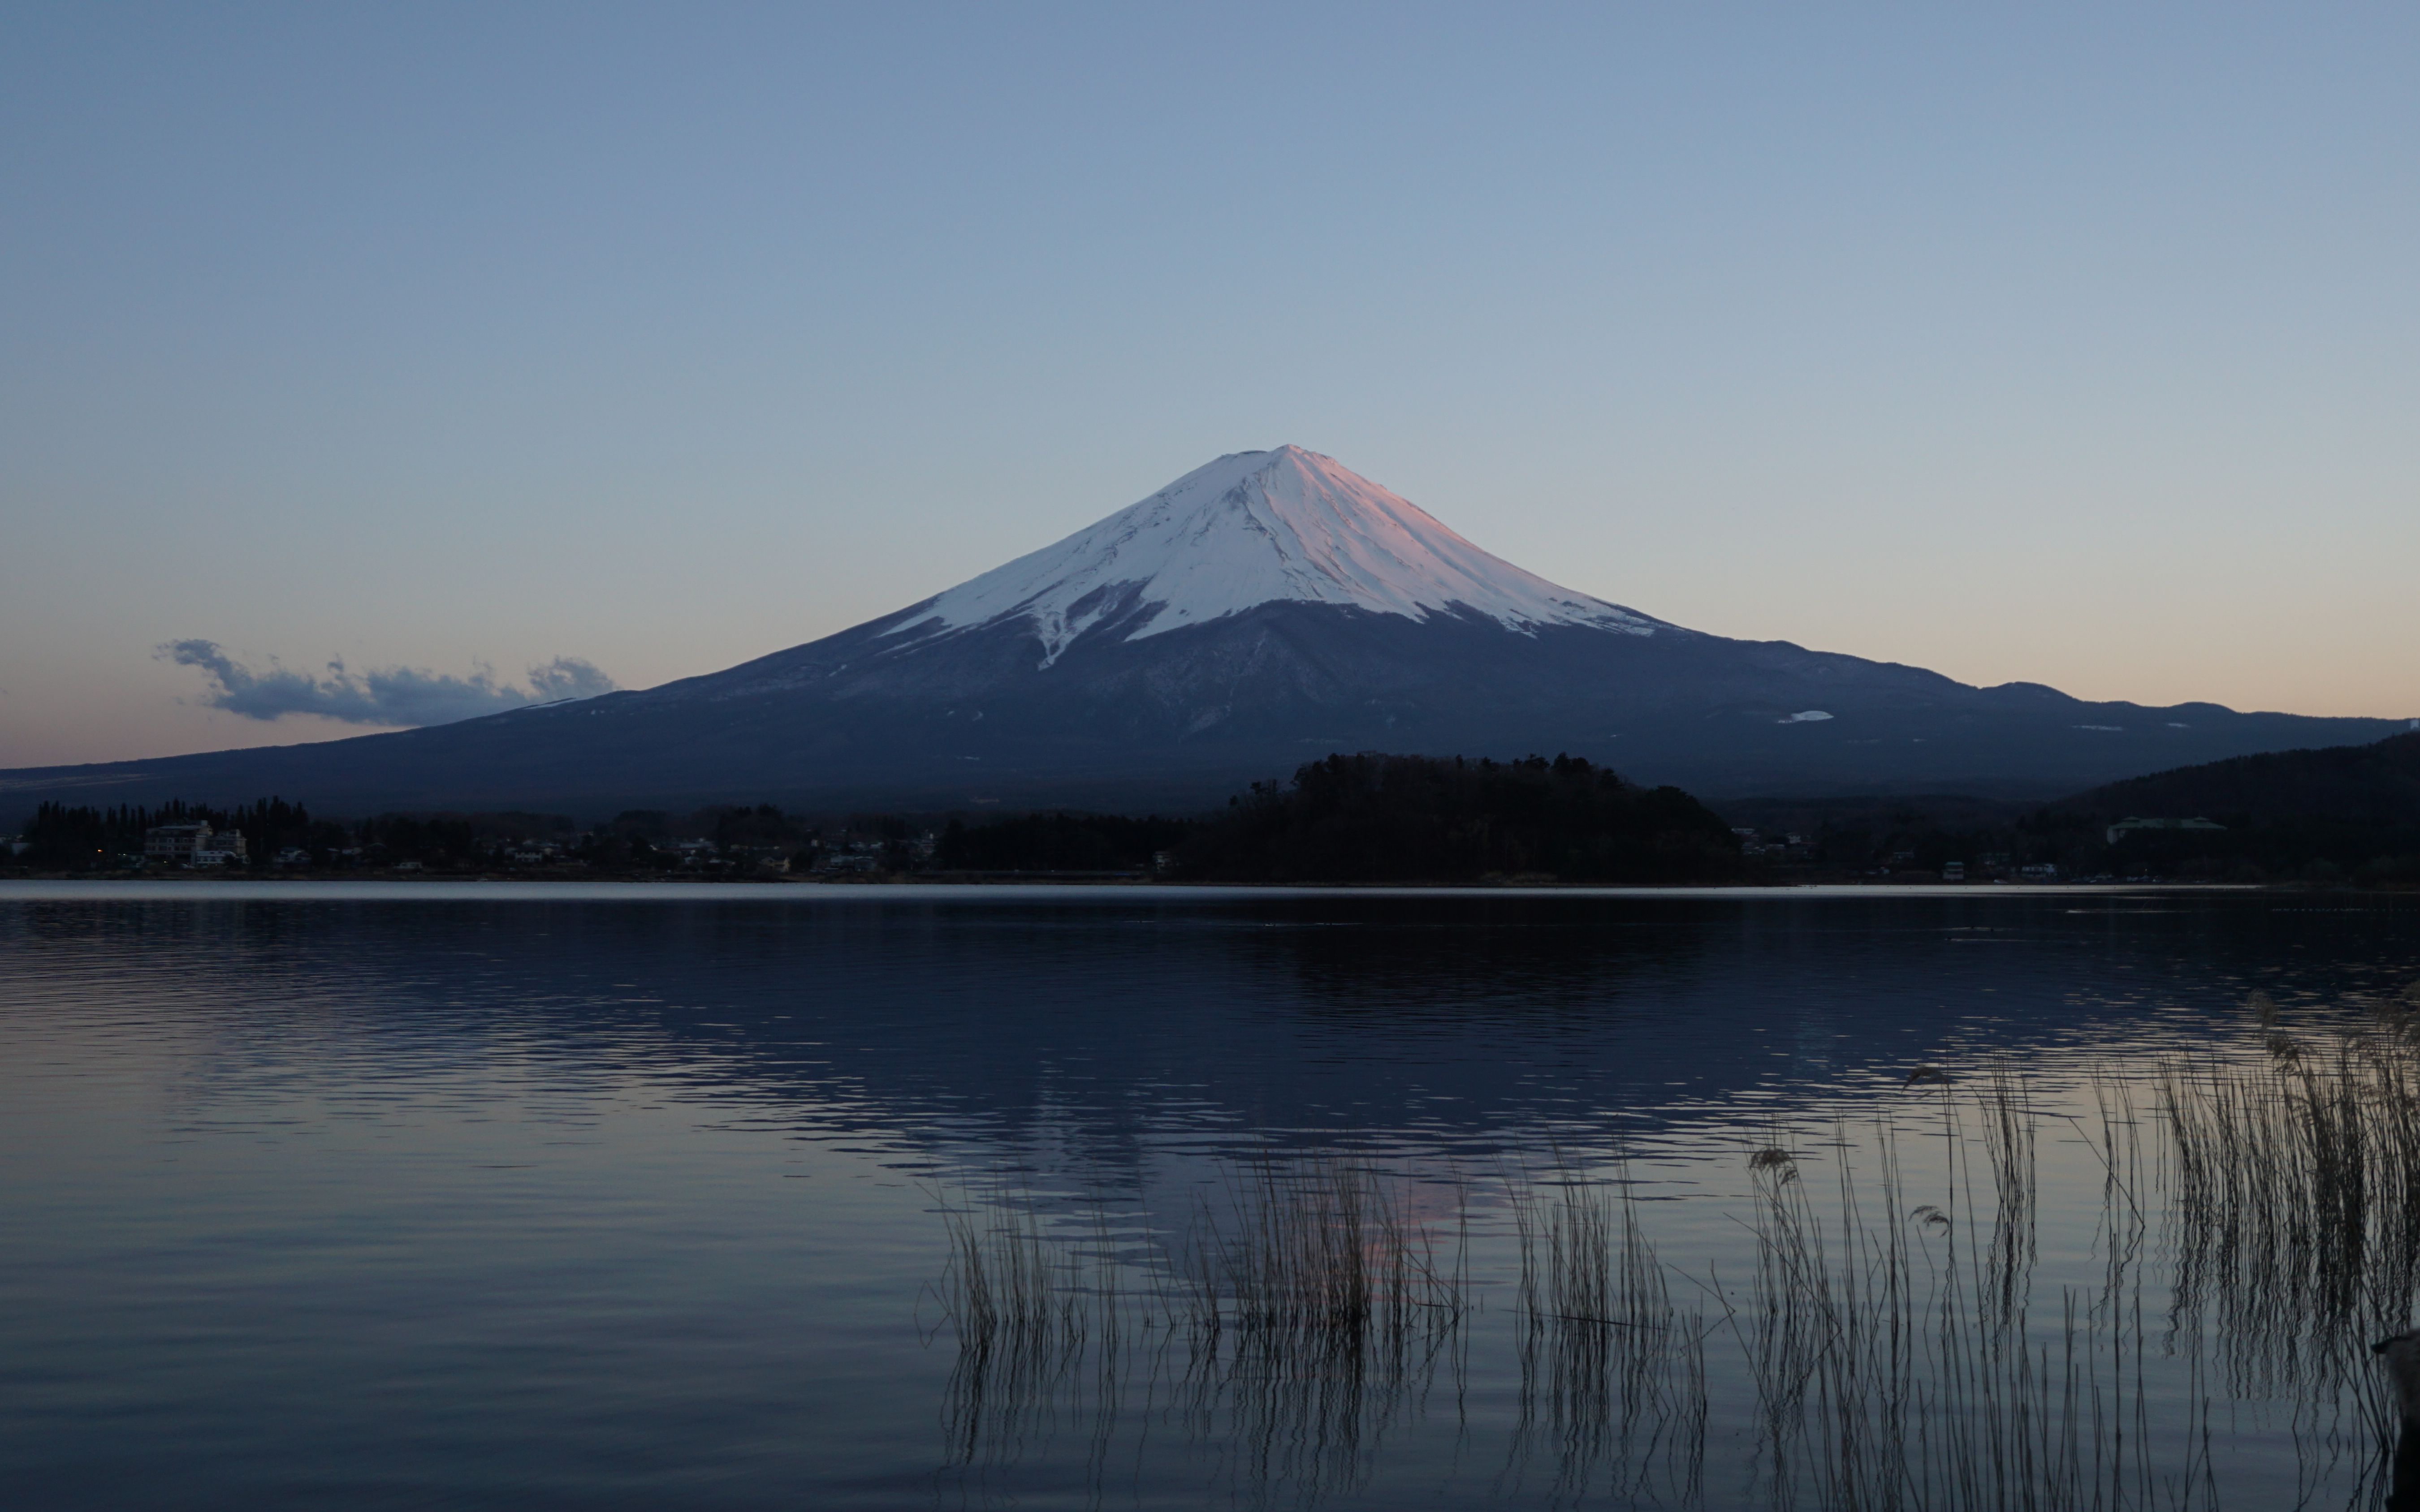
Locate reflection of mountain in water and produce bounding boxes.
[17,892,2420,1175]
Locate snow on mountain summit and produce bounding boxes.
[886,446,1661,665]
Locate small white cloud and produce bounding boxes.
[158,640,615,728]
[2074,724,2124,732]
[1779,710,1833,724]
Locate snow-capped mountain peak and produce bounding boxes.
[885,446,1659,666]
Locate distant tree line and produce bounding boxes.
[589,805,836,871]
[1174,753,1745,883]
[935,812,1190,873]
[1738,731,2420,886]
[3,800,936,877]
[915,731,2420,887]
[928,754,1745,883]
[41,732,2415,886]
[8,757,1747,884]
[1715,801,2420,887]
[340,805,841,873]
[14,798,324,870]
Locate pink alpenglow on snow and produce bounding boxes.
[884,446,1663,667]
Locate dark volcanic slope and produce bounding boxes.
[3,599,2401,816]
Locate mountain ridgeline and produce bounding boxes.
[2,447,2403,814]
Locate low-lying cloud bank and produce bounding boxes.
[158,640,616,728]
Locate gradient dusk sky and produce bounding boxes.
[4,4,2415,768]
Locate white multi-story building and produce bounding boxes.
[143,823,248,866]
[143,823,214,862]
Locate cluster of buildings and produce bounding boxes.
[1732,827,1812,859]
[2105,816,2226,845]
[1967,852,2063,882]
[1733,830,2069,883]
[807,833,938,874]
[1923,856,2061,883]
[142,823,249,867]
[653,838,791,873]
[108,825,943,876]
[1727,831,2082,883]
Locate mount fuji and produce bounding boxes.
[6,446,2404,814]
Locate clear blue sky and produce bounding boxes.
[4,3,2415,766]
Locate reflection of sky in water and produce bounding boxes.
[2,887,2416,1508]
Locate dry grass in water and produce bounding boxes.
[2164,1025,2420,1452]
[927,1030,2420,1508]
[1186,1155,1469,1342]
[1736,1071,2215,1512]
[1504,1152,1708,1505]
[927,1156,1474,1502]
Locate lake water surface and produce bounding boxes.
[6,883,2420,1509]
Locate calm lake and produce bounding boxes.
[6,882,2420,1510]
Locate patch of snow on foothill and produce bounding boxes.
[885,446,1660,666]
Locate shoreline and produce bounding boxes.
[0,877,2280,902]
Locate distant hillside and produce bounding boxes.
[2067,730,2420,824]
[2042,730,2420,885]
